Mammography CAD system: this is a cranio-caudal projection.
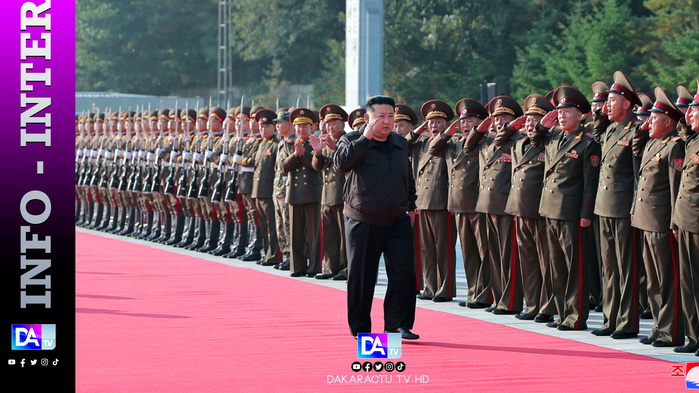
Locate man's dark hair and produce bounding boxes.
[365,95,396,112]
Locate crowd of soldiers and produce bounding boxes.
[75,70,699,354]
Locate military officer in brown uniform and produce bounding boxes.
[407,100,457,302]
[283,108,323,277]
[428,98,491,309]
[532,86,601,331]
[250,109,281,266]
[348,108,366,131]
[310,104,349,280]
[393,104,424,293]
[465,96,524,314]
[591,71,642,339]
[272,110,293,270]
[673,83,699,355]
[631,87,685,347]
[495,94,557,322]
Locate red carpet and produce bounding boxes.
[76,231,687,392]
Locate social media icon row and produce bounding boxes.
[8,358,58,367]
[352,361,405,372]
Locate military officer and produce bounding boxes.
[271,110,293,270]
[496,94,557,322]
[673,82,699,355]
[631,87,685,347]
[465,96,524,314]
[532,86,601,331]
[310,104,349,280]
[591,71,642,339]
[428,98,492,309]
[348,108,366,131]
[283,108,323,277]
[408,100,457,302]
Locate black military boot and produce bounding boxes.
[186,218,207,250]
[174,216,194,247]
[209,221,234,256]
[165,214,185,246]
[197,220,220,253]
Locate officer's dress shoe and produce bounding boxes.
[652,340,673,347]
[290,272,304,277]
[534,313,553,323]
[416,294,432,300]
[385,328,419,340]
[306,273,316,278]
[484,307,495,313]
[515,313,536,320]
[591,328,614,336]
[276,261,290,271]
[466,301,490,309]
[315,274,333,280]
[492,309,519,315]
[639,336,655,345]
[674,345,697,354]
[610,331,637,339]
[640,310,653,320]
[332,274,347,281]
[240,252,262,262]
[432,297,452,303]
[546,321,559,328]
[259,261,277,267]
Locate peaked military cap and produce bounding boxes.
[157,108,170,120]
[250,105,265,118]
[421,99,454,121]
[233,106,251,120]
[169,108,181,121]
[149,109,159,121]
[348,108,366,128]
[591,81,610,102]
[488,96,523,118]
[524,94,554,116]
[608,70,641,106]
[274,110,290,122]
[676,85,693,108]
[455,98,487,120]
[690,80,699,107]
[122,111,136,122]
[650,87,683,122]
[198,106,209,120]
[395,104,419,125]
[210,106,227,122]
[181,108,197,123]
[635,93,653,116]
[554,86,591,114]
[255,109,277,124]
[289,107,317,125]
[545,90,555,105]
[320,104,348,122]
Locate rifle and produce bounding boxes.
[186,101,201,199]
[197,97,213,198]
[164,100,179,196]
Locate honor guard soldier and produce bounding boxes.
[465,96,524,314]
[673,82,699,356]
[271,109,294,270]
[221,106,249,258]
[172,107,199,246]
[428,98,492,309]
[532,86,601,331]
[631,87,685,347]
[250,109,282,266]
[87,112,106,229]
[348,108,366,131]
[591,71,642,339]
[393,103,424,293]
[283,108,323,277]
[310,104,349,280]
[408,100,457,303]
[495,94,557,322]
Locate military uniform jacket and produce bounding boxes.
[282,140,322,205]
[674,130,699,233]
[234,135,261,195]
[532,124,601,221]
[465,130,518,216]
[251,136,280,199]
[499,136,546,219]
[312,145,345,206]
[274,139,294,199]
[594,114,637,218]
[428,132,480,214]
[407,132,449,211]
[631,131,684,233]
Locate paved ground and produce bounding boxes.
[78,227,697,364]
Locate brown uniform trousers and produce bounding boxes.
[533,124,601,330]
[252,137,282,264]
[674,130,699,350]
[429,132,491,305]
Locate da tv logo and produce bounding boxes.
[357,333,401,359]
[11,324,56,350]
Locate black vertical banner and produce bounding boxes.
[1,1,75,390]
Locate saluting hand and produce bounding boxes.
[540,109,559,129]
[508,115,526,132]
[640,118,651,131]
[476,116,492,133]
[363,119,376,140]
[414,121,428,135]
[444,120,459,137]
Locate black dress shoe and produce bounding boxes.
[277,261,290,271]
[259,261,277,267]
[546,321,559,328]
[315,274,333,280]
[466,301,490,309]
[240,252,262,262]
[591,328,614,336]
[458,301,467,307]
[640,310,653,320]
[534,314,553,323]
[416,294,432,300]
[484,307,494,313]
[306,273,316,278]
[610,331,638,339]
[492,309,519,315]
[432,297,452,303]
[652,340,673,347]
[290,272,304,277]
[385,327,419,340]
[332,274,347,281]
[557,324,574,331]
[515,313,536,320]
[674,345,697,353]
[639,336,655,345]
[594,304,603,312]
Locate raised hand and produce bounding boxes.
[508,115,526,131]
[413,121,428,135]
[640,118,651,131]
[540,109,559,129]
[309,134,323,153]
[363,119,375,140]
[294,137,305,157]
[444,120,459,137]
[476,116,493,133]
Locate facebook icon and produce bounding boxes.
[357,333,401,359]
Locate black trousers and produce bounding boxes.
[345,215,417,335]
